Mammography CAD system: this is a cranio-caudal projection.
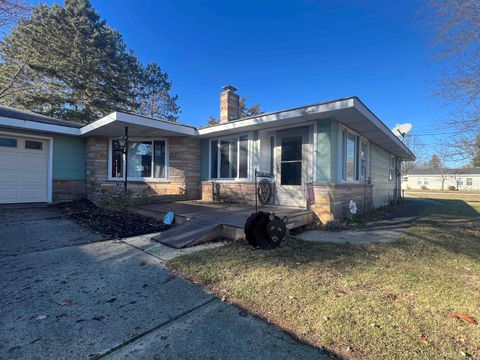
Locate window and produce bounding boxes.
[281,136,302,185]
[110,139,168,180]
[25,140,43,150]
[111,140,123,178]
[457,178,463,186]
[210,135,249,179]
[423,178,428,185]
[346,133,356,180]
[403,176,408,182]
[417,178,422,185]
[389,155,395,181]
[466,178,473,186]
[210,140,218,178]
[359,140,368,179]
[340,127,368,182]
[0,137,17,148]
[239,135,248,178]
[220,139,237,178]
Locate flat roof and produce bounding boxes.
[0,105,83,128]
[0,97,415,160]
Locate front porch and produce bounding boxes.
[130,200,316,248]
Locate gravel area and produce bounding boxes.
[57,200,168,239]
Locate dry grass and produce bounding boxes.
[169,201,480,359]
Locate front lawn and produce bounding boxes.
[169,201,480,359]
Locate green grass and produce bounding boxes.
[169,200,480,359]
[406,193,480,217]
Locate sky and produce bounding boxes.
[26,0,458,161]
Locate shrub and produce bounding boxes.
[99,191,133,209]
[421,185,428,190]
[448,185,457,191]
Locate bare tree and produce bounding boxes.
[0,0,31,29]
[427,0,480,161]
[451,169,462,190]
[401,135,426,174]
[434,143,454,190]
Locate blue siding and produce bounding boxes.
[53,135,86,180]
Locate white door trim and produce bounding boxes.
[274,126,311,208]
[0,130,53,203]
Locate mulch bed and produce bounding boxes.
[57,200,168,239]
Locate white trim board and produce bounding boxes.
[0,116,80,136]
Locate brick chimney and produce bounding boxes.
[220,85,240,123]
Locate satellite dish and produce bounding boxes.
[391,123,412,139]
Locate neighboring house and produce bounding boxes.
[0,86,414,222]
[403,168,480,191]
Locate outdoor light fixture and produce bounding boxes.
[117,136,128,152]
[115,126,129,194]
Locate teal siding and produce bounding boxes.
[200,139,210,180]
[315,119,338,183]
[53,135,86,180]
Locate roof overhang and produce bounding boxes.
[198,97,415,160]
[0,115,81,136]
[79,112,198,137]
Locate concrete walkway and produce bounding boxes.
[296,200,420,245]
[0,207,329,360]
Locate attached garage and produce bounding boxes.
[0,134,51,203]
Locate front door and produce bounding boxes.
[275,127,309,207]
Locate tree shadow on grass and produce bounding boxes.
[414,198,480,218]
[174,197,480,277]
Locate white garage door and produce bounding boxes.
[0,135,49,203]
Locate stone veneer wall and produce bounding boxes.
[310,183,373,223]
[53,180,86,202]
[201,181,372,223]
[201,181,256,203]
[86,136,201,203]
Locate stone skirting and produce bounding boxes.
[86,136,201,203]
[52,180,87,202]
[310,183,373,223]
[201,181,373,223]
[201,181,256,204]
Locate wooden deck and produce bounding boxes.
[130,201,316,248]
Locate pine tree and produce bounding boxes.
[239,97,263,117]
[428,154,442,169]
[136,62,180,121]
[0,0,179,124]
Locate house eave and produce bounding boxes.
[197,97,415,161]
[0,116,81,136]
[79,112,198,137]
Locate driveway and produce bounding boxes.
[0,206,328,360]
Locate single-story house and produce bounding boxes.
[402,168,480,191]
[0,86,414,222]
